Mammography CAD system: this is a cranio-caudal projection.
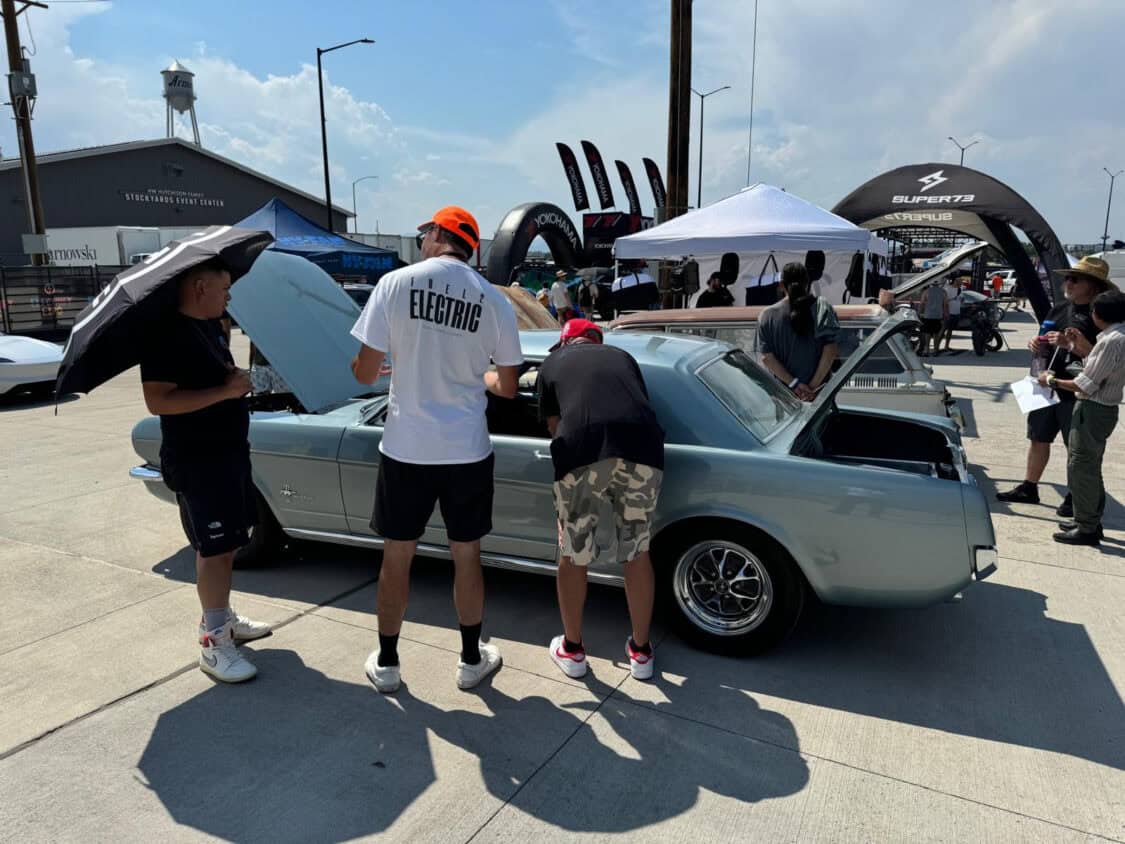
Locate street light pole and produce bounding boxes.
[1102,168,1123,253]
[692,85,730,209]
[351,175,378,234]
[316,37,373,232]
[947,135,979,167]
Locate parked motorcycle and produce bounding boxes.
[970,309,1004,356]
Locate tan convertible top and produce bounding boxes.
[496,285,560,330]
[611,304,886,329]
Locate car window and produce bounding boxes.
[836,327,907,376]
[664,325,759,354]
[696,349,802,441]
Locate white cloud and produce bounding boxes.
[4,1,1125,245]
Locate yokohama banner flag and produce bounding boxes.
[642,157,667,209]
[555,143,590,211]
[581,140,616,209]
[615,161,642,215]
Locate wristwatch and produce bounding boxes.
[1046,373,1057,388]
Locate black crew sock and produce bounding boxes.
[460,623,482,665]
[629,637,652,656]
[1023,481,1039,489]
[563,638,584,654]
[377,633,399,667]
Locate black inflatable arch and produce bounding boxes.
[486,202,586,285]
[833,163,1068,320]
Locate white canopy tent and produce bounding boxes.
[614,183,871,259]
[613,184,874,305]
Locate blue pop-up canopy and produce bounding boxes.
[237,198,398,282]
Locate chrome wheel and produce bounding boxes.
[673,540,774,636]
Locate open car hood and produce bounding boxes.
[228,250,367,413]
[891,241,989,298]
[772,310,922,450]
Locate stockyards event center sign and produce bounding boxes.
[121,188,226,208]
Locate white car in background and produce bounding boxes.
[0,332,63,397]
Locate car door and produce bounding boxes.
[484,433,559,562]
[336,403,559,562]
[336,407,454,548]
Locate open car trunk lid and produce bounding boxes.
[227,250,367,413]
[770,310,924,452]
[890,241,989,299]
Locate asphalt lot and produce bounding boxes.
[1,309,1122,843]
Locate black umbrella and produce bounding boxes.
[55,226,273,396]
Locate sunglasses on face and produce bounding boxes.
[416,224,435,249]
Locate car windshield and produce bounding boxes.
[696,349,803,440]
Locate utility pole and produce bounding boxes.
[2,0,48,264]
[1102,168,1122,253]
[665,0,692,220]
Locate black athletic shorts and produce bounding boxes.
[923,318,944,335]
[373,453,495,543]
[1026,400,1075,444]
[162,451,258,558]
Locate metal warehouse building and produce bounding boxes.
[0,137,351,265]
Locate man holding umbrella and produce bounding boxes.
[56,226,275,684]
[139,259,272,682]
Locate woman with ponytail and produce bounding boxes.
[757,262,840,401]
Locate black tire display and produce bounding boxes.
[986,331,1003,352]
[656,522,805,655]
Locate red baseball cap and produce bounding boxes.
[419,206,480,251]
[550,318,603,351]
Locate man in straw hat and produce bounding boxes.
[550,269,575,324]
[997,256,1114,516]
[1036,266,1123,545]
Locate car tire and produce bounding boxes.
[986,331,1003,352]
[656,523,805,656]
[234,491,283,569]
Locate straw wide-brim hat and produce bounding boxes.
[555,270,569,280]
[1053,256,1118,292]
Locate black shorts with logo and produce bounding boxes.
[1026,400,1075,444]
[373,453,495,543]
[162,450,258,558]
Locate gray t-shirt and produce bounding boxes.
[922,285,947,319]
[757,296,840,385]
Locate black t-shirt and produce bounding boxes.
[139,312,250,460]
[1042,301,1098,403]
[537,343,665,482]
[697,287,734,308]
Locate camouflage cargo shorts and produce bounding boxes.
[553,458,663,567]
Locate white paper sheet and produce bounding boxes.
[1010,376,1060,414]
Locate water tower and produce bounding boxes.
[162,61,200,146]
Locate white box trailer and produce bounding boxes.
[45,226,164,267]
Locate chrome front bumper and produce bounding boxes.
[130,464,176,504]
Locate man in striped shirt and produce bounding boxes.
[1039,289,1125,546]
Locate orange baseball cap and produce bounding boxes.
[420,206,480,251]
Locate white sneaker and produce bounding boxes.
[626,638,654,681]
[457,642,502,690]
[364,650,401,694]
[549,634,588,679]
[230,609,272,642]
[199,622,257,683]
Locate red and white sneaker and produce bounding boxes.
[549,634,588,679]
[626,638,654,680]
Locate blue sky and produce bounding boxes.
[4,0,1124,243]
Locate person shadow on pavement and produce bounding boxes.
[136,647,808,841]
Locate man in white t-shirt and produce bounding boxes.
[350,205,522,695]
[550,270,574,323]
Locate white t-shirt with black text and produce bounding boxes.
[351,256,523,464]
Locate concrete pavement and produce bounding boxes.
[0,314,1122,842]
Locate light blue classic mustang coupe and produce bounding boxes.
[131,252,997,654]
